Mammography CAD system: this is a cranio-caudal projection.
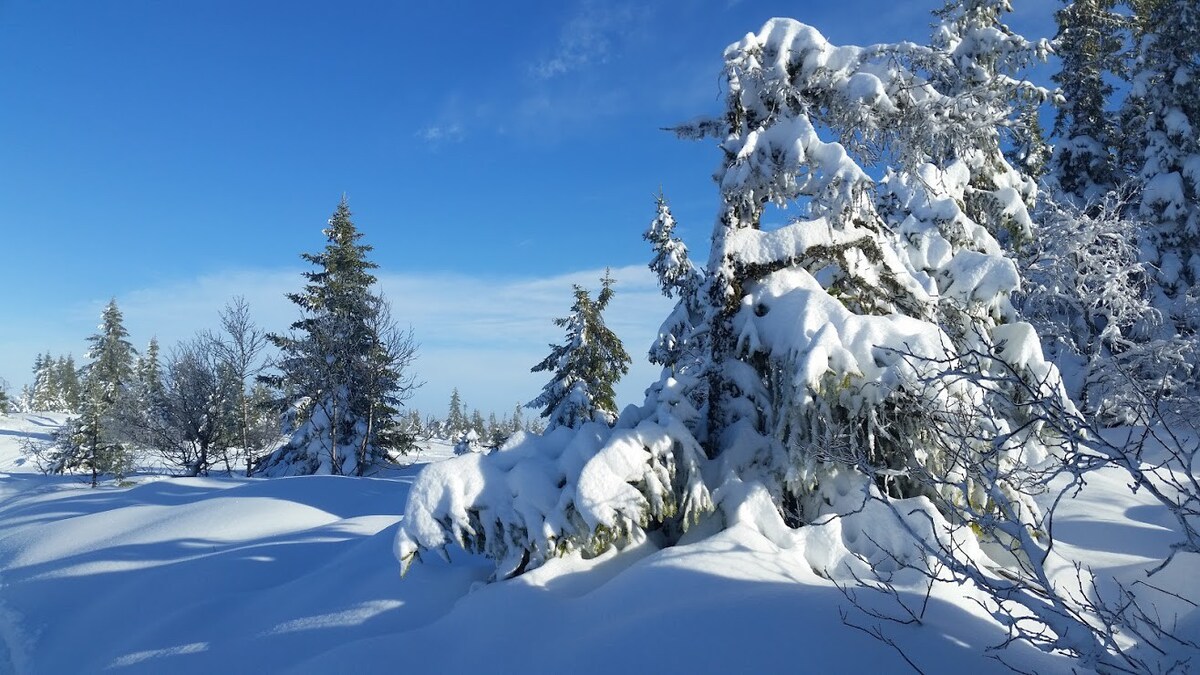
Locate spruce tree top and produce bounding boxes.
[528,270,631,430]
[289,197,379,321]
[644,192,701,300]
[85,299,136,395]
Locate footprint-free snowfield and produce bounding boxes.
[1,414,1194,674]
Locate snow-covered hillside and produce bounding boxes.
[1,413,1193,673]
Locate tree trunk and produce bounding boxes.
[331,396,340,475]
[89,424,100,488]
[241,394,253,477]
[198,441,208,477]
[358,405,375,477]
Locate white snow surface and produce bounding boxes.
[1,413,1195,673]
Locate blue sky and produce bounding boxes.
[0,0,1057,415]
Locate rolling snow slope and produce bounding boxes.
[0,413,1193,673]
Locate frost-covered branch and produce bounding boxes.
[832,338,1200,671]
[1018,191,1195,423]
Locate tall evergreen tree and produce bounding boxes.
[50,300,137,486]
[509,402,524,434]
[56,355,81,413]
[133,337,165,409]
[258,198,419,476]
[1048,0,1126,204]
[644,192,704,374]
[528,271,631,430]
[470,409,486,437]
[1122,0,1200,333]
[27,354,55,411]
[446,388,466,437]
[83,300,137,394]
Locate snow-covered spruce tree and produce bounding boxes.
[444,388,466,439]
[469,409,486,437]
[133,337,164,407]
[25,354,56,412]
[509,402,524,434]
[642,192,711,446]
[396,12,1068,582]
[681,9,1063,521]
[24,352,79,413]
[49,300,137,486]
[452,428,483,456]
[55,355,81,413]
[528,270,632,430]
[258,198,419,477]
[486,412,507,448]
[1122,0,1200,339]
[1048,0,1126,205]
[644,193,705,370]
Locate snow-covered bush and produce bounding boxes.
[1018,193,1195,422]
[395,407,710,579]
[452,429,484,456]
[843,339,1200,672]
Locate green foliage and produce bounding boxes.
[262,198,419,476]
[1049,0,1125,202]
[446,388,465,434]
[528,270,632,429]
[25,352,82,413]
[47,300,138,486]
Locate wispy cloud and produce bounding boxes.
[411,2,655,147]
[415,123,464,145]
[530,2,646,80]
[0,266,673,416]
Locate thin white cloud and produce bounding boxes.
[0,266,673,417]
[415,122,464,145]
[530,2,644,80]
[410,3,652,147]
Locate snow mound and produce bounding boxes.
[395,410,711,579]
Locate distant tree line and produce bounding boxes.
[401,389,546,454]
[20,298,281,485]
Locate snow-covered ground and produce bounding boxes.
[0,413,1193,673]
